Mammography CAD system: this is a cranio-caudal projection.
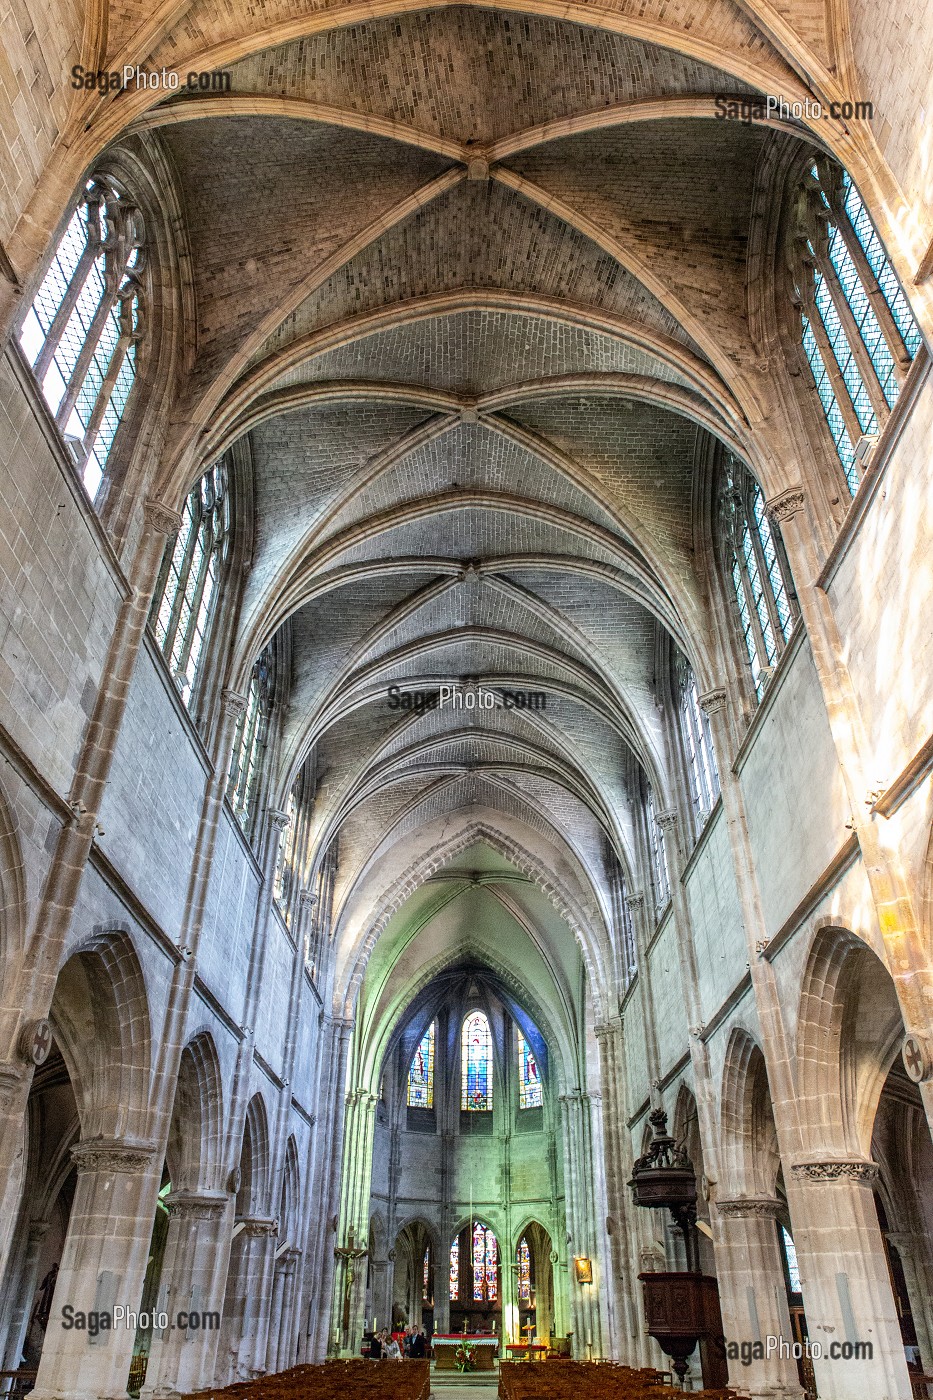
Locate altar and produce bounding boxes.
[432,1334,499,1371]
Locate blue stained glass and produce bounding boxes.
[449,1239,459,1301]
[518,1031,543,1109]
[801,318,859,494]
[472,1223,498,1301]
[461,1012,492,1111]
[781,1226,801,1293]
[518,1237,531,1302]
[407,1023,435,1109]
[842,172,922,358]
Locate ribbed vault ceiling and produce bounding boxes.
[88,0,850,1000]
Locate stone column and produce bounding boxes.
[886,1231,933,1376]
[714,1198,803,1399]
[594,1019,641,1364]
[789,1159,912,1400]
[1,1219,50,1370]
[307,1016,353,1361]
[31,1138,162,1400]
[218,1217,278,1384]
[333,1088,378,1355]
[0,500,180,1282]
[141,1192,232,1398]
[558,1091,600,1357]
[268,1248,301,1372]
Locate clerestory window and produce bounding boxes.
[518,1029,542,1109]
[720,453,796,701]
[19,176,146,502]
[790,160,921,494]
[227,646,275,833]
[645,783,670,914]
[407,1022,436,1109]
[675,653,719,822]
[151,460,230,707]
[461,1011,493,1111]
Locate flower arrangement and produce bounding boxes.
[455,1343,476,1373]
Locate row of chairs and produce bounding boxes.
[498,1360,740,1400]
[183,1360,431,1400]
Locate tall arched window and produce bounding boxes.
[790,160,922,494]
[517,1237,532,1302]
[151,460,230,706]
[675,653,719,821]
[518,1030,542,1110]
[449,1238,459,1301]
[423,1246,432,1302]
[780,1224,801,1294]
[645,782,670,914]
[461,1012,493,1111]
[472,1223,498,1301]
[227,646,275,832]
[720,453,796,700]
[19,176,146,500]
[272,787,299,914]
[407,1023,435,1109]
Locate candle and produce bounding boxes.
[373,1317,377,1331]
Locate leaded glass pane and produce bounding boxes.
[449,1239,459,1301]
[801,318,858,493]
[471,1223,497,1301]
[781,1225,801,1293]
[518,1031,542,1109]
[842,172,922,358]
[407,1023,435,1109]
[461,1011,492,1111]
[518,1237,531,1302]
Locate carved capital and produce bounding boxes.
[791,1158,879,1184]
[625,893,646,914]
[221,688,248,719]
[239,1216,279,1238]
[27,1220,52,1244]
[0,1063,30,1111]
[143,499,183,537]
[697,688,727,719]
[716,1196,783,1219]
[299,889,319,909]
[767,487,806,526]
[268,808,291,832]
[656,809,678,832]
[167,1192,228,1221]
[71,1137,157,1175]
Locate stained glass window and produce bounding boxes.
[781,1226,801,1293]
[518,1237,532,1302]
[18,177,146,501]
[461,1012,492,1111]
[449,1238,459,1301]
[794,162,922,495]
[423,1246,431,1302]
[472,1223,498,1301]
[273,787,299,916]
[407,1023,435,1109]
[151,459,230,707]
[518,1031,543,1109]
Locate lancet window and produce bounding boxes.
[227,646,275,832]
[720,454,796,700]
[19,176,146,500]
[407,1023,436,1109]
[518,1030,542,1110]
[517,1237,532,1302]
[461,1011,492,1111]
[151,460,230,707]
[789,159,921,494]
[675,654,719,821]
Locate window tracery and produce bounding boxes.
[788,159,921,494]
[461,1011,493,1111]
[151,460,230,707]
[449,1238,459,1301]
[472,1222,498,1301]
[518,1030,542,1110]
[19,176,146,501]
[719,453,796,700]
[645,783,670,914]
[407,1023,436,1109]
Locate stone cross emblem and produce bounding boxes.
[902,1034,930,1084]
